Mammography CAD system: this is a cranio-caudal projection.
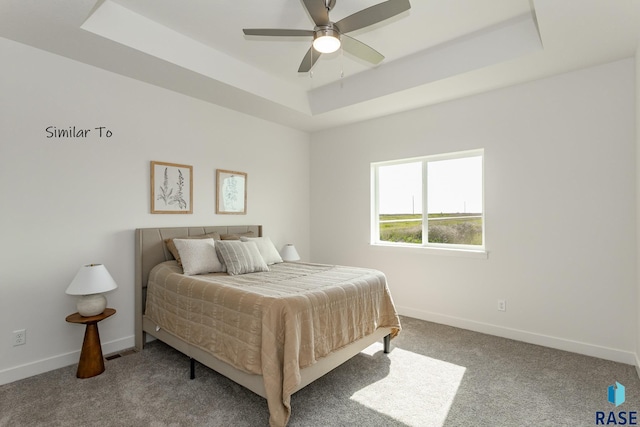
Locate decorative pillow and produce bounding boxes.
[173,238,225,276]
[215,240,269,276]
[219,231,255,240]
[165,232,221,266]
[240,236,283,265]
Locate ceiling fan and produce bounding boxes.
[243,0,411,73]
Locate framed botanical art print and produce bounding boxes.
[216,169,247,215]
[151,161,193,214]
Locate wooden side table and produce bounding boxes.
[65,308,116,379]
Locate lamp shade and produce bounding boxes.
[280,244,300,262]
[66,264,118,317]
[66,264,118,296]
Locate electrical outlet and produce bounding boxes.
[12,329,26,346]
[497,300,506,312]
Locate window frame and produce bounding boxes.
[371,149,486,256]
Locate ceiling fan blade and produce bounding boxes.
[334,0,411,34]
[298,47,322,73]
[341,34,384,65]
[302,0,330,27]
[243,29,314,37]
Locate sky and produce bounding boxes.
[377,156,483,214]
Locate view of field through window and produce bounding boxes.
[377,154,483,246]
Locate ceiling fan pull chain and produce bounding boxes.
[340,47,344,78]
[309,45,314,79]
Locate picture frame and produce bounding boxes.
[216,169,247,215]
[150,161,193,214]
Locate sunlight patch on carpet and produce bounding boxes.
[351,348,465,427]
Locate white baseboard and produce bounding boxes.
[2,319,637,385]
[397,306,636,365]
[0,335,135,386]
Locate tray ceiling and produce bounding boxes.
[1,0,639,131]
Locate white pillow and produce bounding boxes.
[173,238,225,275]
[240,236,283,265]
[215,240,269,275]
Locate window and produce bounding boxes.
[372,149,484,251]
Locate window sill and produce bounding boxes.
[370,242,488,259]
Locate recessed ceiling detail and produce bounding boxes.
[81,0,540,117]
[2,0,639,132]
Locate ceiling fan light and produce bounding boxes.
[313,29,340,53]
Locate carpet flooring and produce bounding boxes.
[1,316,639,426]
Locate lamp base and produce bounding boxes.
[77,294,107,317]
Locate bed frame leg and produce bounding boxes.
[190,358,195,379]
[383,334,391,353]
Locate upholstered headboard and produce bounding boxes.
[134,225,262,350]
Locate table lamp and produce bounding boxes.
[280,244,300,262]
[66,264,118,317]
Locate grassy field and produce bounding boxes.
[379,213,482,245]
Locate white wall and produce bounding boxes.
[0,37,310,384]
[310,58,637,364]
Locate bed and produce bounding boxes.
[134,225,401,426]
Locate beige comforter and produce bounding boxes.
[145,261,401,426]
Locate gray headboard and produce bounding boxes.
[134,225,262,350]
